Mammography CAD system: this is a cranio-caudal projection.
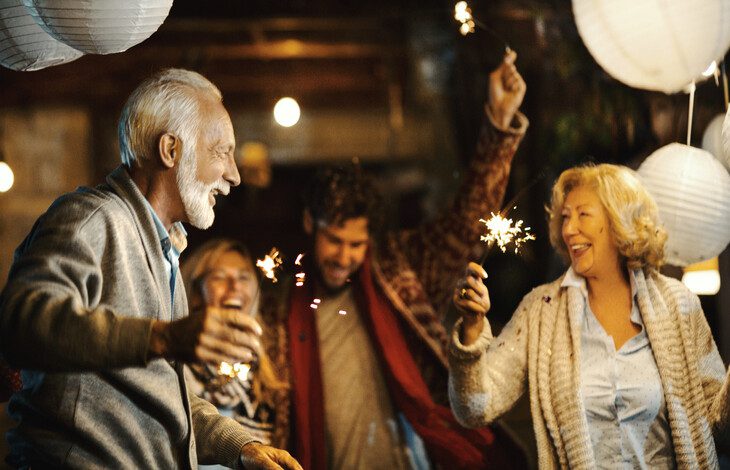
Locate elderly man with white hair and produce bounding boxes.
[0,69,301,470]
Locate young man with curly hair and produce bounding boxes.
[261,51,530,470]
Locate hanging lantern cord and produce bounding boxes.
[722,61,729,112]
[687,81,696,146]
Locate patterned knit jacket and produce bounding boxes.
[259,110,528,449]
[449,268,730,470]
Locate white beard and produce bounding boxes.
[176,149,229,229]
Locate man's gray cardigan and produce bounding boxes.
[0,166,256,469]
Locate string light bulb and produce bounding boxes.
[273,97,301,127]
[0,152,14,193]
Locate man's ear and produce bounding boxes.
[302,209,314,235]
[158,133,181,169]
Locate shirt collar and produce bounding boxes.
[561,266,640,321]
[142,198,187,256]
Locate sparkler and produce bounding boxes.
[294,253,306,287]
[475,168,550,265]
[479,211,535,255]
[453,1,511,52]
[256,248,283,283]
[218,361,251,381]
[215,291,261,382]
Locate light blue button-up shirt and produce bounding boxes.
[144,200,185,310]
[561,268,674,469]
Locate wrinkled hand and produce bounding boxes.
[149,307,262,365]
[487,49,526,129]
[453,262,490,345]
[240,442,303,470]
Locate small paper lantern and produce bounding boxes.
[22,0,173,55]
[0,0,82,71]
[572,0,730,94]
[637,143,730,266]
[702,113,726,165]
[723,107,730,171]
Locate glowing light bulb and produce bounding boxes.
[682,257,721,295]
[273,97,301,127]
[0,161,14,192]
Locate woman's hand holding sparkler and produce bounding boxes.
[488,49,526,130]
[149,306,263,365]
[453,261,491,346]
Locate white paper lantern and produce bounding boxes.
[637,143,730,266]
[702,113,725,160]
[22,0,173,55]
[0,1,82,71]
[572,0,730,94]
[723,107,730,171]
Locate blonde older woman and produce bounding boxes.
[449,163,730,469]
[181,238,287,451]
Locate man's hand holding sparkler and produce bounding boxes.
[453,261,491,346]
[148,307,263,365]
[487,49,526,130]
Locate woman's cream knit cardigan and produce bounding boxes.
[449,268,730,469]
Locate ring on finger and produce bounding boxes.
[460,288,468,299]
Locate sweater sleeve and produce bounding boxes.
[394,110,528,313]
[691,293,730,446]
[190,391,260,467]
[0,196,152,371]
[448,290,533,428]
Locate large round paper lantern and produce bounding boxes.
[0,0,82,71]
[637,143,730,266]
[723,107,730,171]
[21,0,173,55]
[702,113,729,170]
[572,0,730,94]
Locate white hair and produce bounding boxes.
[118,68,223,167]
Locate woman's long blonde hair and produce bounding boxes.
[181,238,288,398]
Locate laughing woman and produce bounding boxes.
[449,164,730,469]
[181,239,288,453]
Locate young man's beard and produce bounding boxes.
[314,261,356,295]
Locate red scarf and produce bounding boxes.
[288,258,524,469]
[0,358,21,402]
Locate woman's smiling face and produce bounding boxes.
[561,185,619,279]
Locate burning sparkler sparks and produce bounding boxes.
[218,361,251,382]
[454,1,475,36]
[256,248,283,283]
[294,253,306,287]
[453,1,511,51]
[479,211,535,255]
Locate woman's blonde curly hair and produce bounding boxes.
[547,163,667,271]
